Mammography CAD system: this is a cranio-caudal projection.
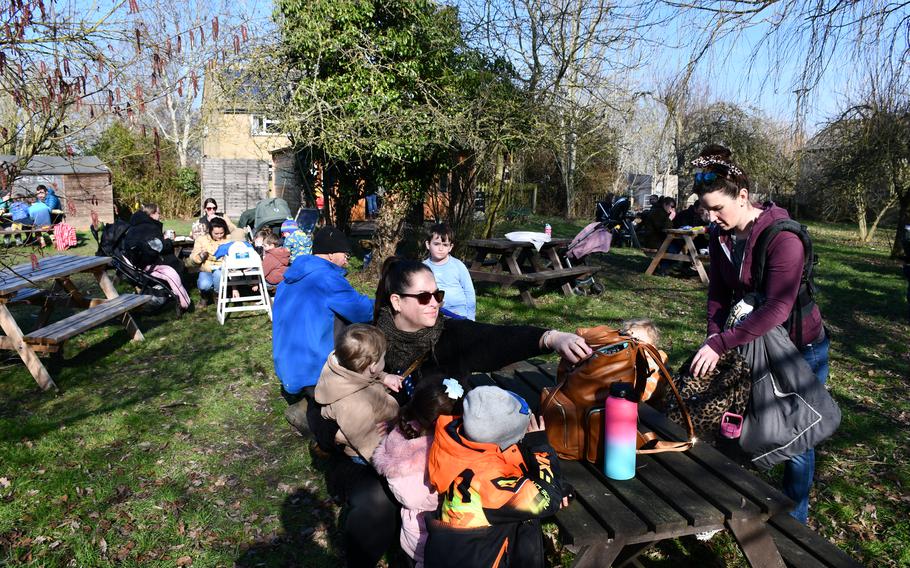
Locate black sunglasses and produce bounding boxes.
[396,290,445,304]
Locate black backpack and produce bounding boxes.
[751,219,818,346]
[96,219,131,258]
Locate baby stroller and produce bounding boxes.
[238,197,294,235]
[562,224,608,296]
[90,221,180,314]
[600,197,639,248]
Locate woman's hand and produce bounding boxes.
[690,343,721,377]
[546,331,593,364]
[199,251,209,262]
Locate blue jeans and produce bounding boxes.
[365,194,378,217]
[783,330,830,523]
[197,269,222,295]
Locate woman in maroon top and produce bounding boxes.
[689,144,829,524]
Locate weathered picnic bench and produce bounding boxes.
[0,255,152,391]
[0,227,51,247]
[466,237,597,306]
[474,360,862,568]
[644,227,710,284]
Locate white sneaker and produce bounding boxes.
[695,529,721,541]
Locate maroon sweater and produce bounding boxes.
[263,247,290,285]
[705,204,824,354]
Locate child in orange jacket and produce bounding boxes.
[426,386,565,568]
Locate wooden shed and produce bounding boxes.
[1,154,114,229]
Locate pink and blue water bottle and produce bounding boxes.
[604,382,637,480]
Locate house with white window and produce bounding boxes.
[200,70,291,218]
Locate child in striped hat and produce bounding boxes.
[281,219,313,264]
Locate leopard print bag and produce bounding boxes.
[665,350,751,444]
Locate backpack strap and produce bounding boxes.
[751,219,817,346]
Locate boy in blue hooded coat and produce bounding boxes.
[36,185,61,211]
[272,226,374,403]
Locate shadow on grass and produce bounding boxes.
[236,486,342,568]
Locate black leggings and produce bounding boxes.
[308,403,399,567]
[335,460,399,567]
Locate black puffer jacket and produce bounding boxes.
[124,211,173,267]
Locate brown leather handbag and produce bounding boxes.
[540,326,696,463]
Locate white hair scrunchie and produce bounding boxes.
[442,378,464,400]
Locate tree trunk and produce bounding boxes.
[368,189,411,277]
[892,185,910,258]
[482,152,511,238]
[866,194,897,243]
[854,189,868,242]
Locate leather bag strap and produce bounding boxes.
[635,342,696,453]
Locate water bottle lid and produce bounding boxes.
[610,382,634,399]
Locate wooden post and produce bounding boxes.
[645,234,674,275]
[726,517,786,568]
[92,269,144,342]
[0,304,56,391]
[684,235,710,285]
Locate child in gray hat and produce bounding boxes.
[426,385,566,568]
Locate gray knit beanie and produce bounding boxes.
[462,386,530,450]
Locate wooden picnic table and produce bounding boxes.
[0,255,151,391]
[474,360,862,568]
[171,236,195,259]
[644,228,710,284]
[466,237,596,306]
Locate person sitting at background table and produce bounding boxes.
[673,196,711,251]
[190,217,232,307]
[35,185,60,211]
[198,197,243,239]
[124,202,191,312]
[25,198,52,227]
[639,196,676,250]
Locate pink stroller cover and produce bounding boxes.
[567,221,612,260]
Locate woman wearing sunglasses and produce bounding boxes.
[198,197,241,237]
[688,144,828,525]
[314,256,590,568]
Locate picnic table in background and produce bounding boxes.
[643,227,710,284]
[0,209,67,247]
[0,255,151,391]
[475,360,863,568]
[466,237,596,306]
[171,236,195,259]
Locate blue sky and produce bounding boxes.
[79,0,859,134]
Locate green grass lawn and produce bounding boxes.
[1,217,907,567]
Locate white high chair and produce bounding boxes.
[216,241,272,325]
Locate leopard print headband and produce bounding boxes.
[690,155,744,177]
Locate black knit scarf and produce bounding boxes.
[375,306,444,375]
